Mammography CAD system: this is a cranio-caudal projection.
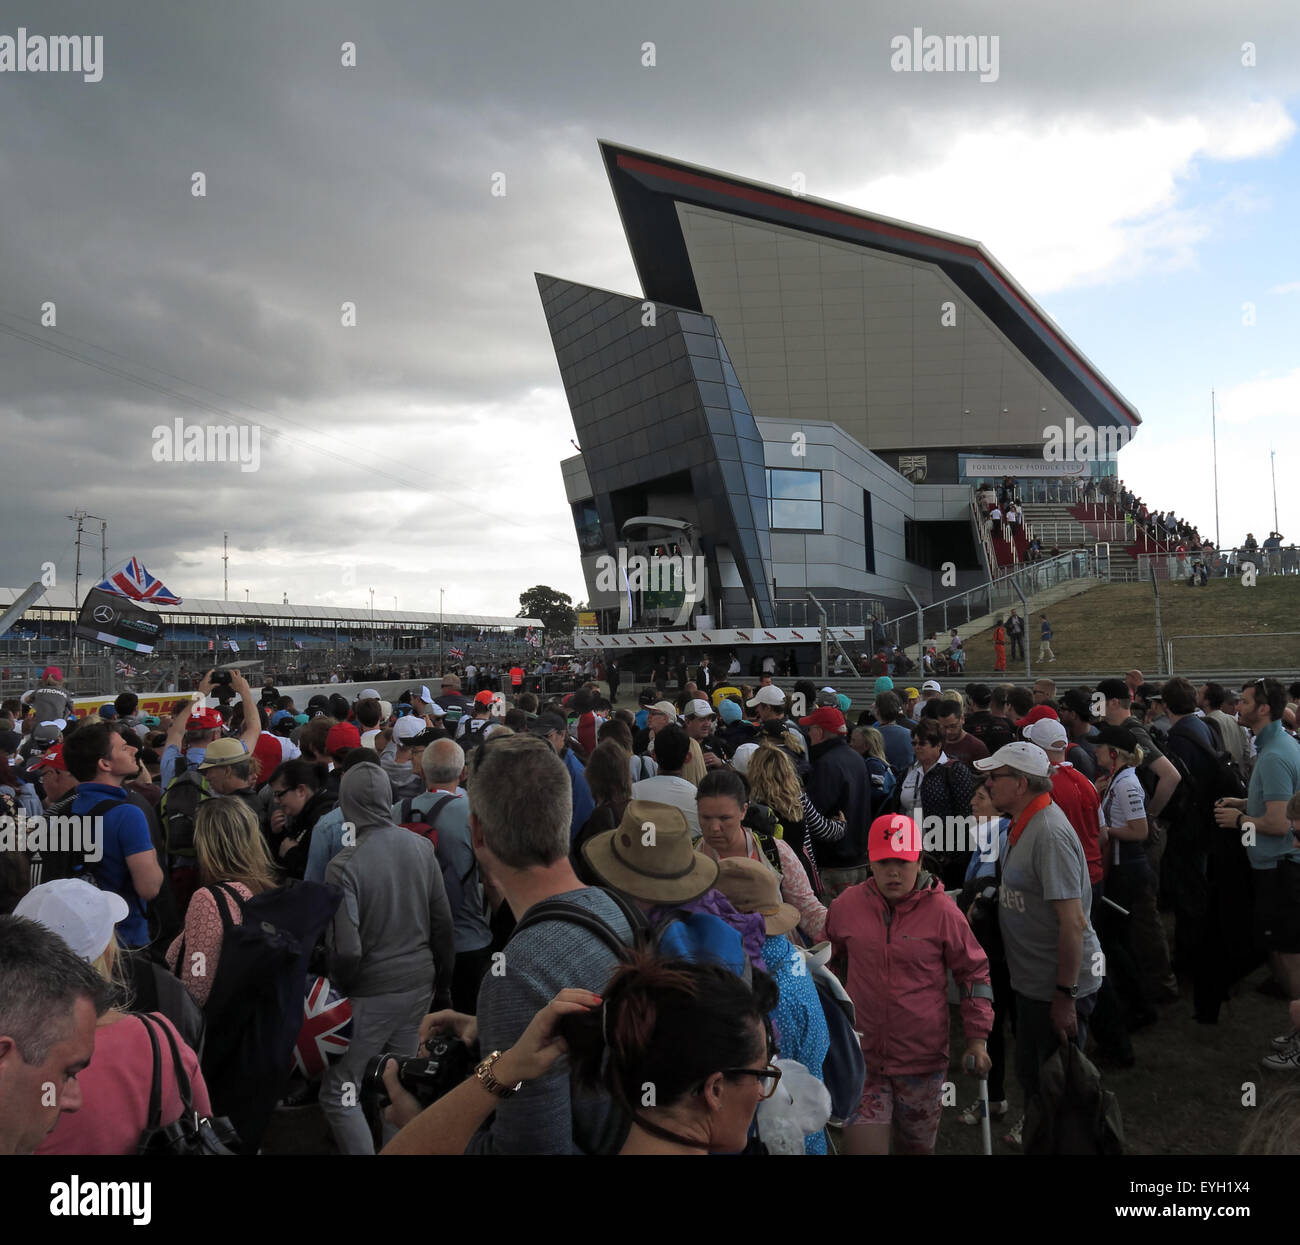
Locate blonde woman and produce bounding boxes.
[745,742,846,895]
[166,797,279,1007]
[18,878,211,1155]
[851,725,898,817]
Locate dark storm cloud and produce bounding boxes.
[2,0,1296,610]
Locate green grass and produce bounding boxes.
[960,577,1300,674]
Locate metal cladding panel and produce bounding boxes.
[537,275,776,626]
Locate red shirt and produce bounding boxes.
[36,1012,210,1156]
[1051,764,1103,886]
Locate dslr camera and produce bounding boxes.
[360,1037,472,1148]
[210,668,233,686]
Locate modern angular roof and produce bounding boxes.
[599,141,1139,431]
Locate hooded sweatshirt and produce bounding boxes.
[325,763,455,1001]
[826,872,993,1076]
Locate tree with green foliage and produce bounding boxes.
[518,585,576,637]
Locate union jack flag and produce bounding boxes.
[448,647,464,660]
[255,640,268,652]
[95,557,182,606]
[292,976,353,1080]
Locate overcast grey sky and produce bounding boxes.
[3,0,1298,615]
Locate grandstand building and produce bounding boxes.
[540,142,1140,640]
[0,587,541,670]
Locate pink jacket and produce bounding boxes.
[827,873,993,1076]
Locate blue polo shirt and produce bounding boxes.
[71,783,156,946]
[1245,721,1300,870]
[160,744,209,788]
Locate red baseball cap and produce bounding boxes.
[798,706,847,734]
[474,690,496,706]
[326,722,362,755]
[188,707,224,731]
[29,744,67,773]
[868,814,922,862]
[1014,705,1060,730]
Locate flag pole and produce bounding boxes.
[1211,390,1221,549]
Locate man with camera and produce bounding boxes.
[159,668,261,787]
[379,733,636,1154]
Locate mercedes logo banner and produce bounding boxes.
[75,587,163,655]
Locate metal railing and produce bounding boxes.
[771,597,891,628]
[1138,546,1300,581]
[882,548,1095,649]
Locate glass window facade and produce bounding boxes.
[767,469,822,531]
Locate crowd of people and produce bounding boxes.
[2,659,1299,1157]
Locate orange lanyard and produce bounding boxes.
[1007,792,1052,852]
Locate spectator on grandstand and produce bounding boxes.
[973,743,1103,1144]
[20,880,210,1156]
[713,856,830,1153]
[829,812,993,1155]
[696,767,827,940]
[0,914,112,1155]
[1212,678,1300,1069]
[63,722,164,951]
[320,761,455,1154]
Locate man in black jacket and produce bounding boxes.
[798,705,870,900]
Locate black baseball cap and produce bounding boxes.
[1091,724,1140,753]
[1095,678,1130,702]
[530,711,568,737]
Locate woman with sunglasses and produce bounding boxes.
[561,950,782,1154]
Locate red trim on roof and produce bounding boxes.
[615,152,1138,426]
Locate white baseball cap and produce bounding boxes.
[746,686,786,708]
[358,688,381,701]
[1024,719,1069,752]
[731,742,760,774]
[684,699,715,718]
[417,685,434,703]
[15,879,128,962]
[393,715,426,743]
[973,741,1051,778]
[921,680,942,693]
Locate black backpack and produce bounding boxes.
[161,766,209,863]
[174,879,341,1153]
[1024,1042,1124,1155]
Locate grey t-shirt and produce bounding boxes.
[998,801,1103,1004]
[465,886,634,1155]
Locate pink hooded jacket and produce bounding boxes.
[826,872,994,1076]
